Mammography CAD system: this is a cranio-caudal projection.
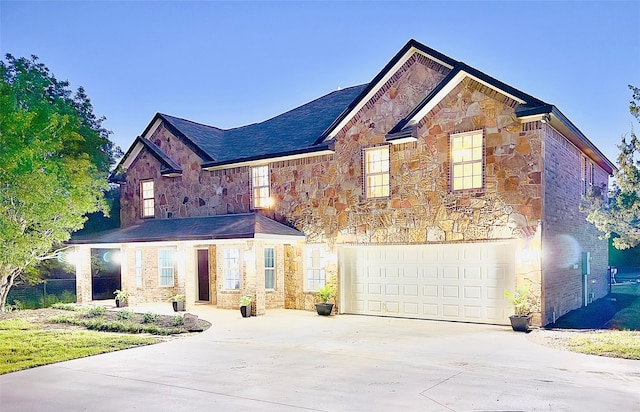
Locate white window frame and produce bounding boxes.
[158,248,175,287]
[223,248,241,290]
[450,130,484,191]
[264,247,275,290]
[135,248,143,287]
[305,246,326,291]
[364,146,390,198]
[252,165,270,209]
[141,180,155,218]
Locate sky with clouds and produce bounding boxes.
[2,1,639,165]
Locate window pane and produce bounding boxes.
[224,248,240,290]
[305,247,326,290]
[450,131,483,190]
[158,249,174,286]
[265,248,275,289]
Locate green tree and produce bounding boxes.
[584,85,640,249]
[0,54,120,310]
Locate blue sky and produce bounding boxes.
[2,1,639,165]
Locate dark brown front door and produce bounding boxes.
[197,249,210,301]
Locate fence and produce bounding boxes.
[7,278,77,309]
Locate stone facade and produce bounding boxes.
[91,47,610,325]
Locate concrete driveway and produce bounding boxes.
[1,306,639,411]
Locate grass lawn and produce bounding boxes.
[0,305,211,374]
[0,318,155,374]
[568,331,640,360]
[565,283,640,360]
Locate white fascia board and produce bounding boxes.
[202,149,334,171]
[121,143,144,170]
[324,47,454,142]
[144,118,162,140]
[407,70,527,126]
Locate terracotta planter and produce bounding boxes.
[172,301,185,312]
[509,315,531,332]
[315,303,334,316]
[240,305,252,318]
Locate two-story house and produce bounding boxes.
[71,39,615,326]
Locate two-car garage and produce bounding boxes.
[340,242,517,325]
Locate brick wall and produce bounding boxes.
[541,124,609,325]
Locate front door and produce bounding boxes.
[197,249,210,301]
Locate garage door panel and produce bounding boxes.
[368,301,382,312]
[442,305,460,317]
[464,286,482,299]
[423,285,438,297]
[342,242,515,325]
[442,286,459,298]
[464,306,482,318]
[385,283,399,295]
[443,266,459,279]
[464,267,482,280]
[404,302,419,315]
[403,284,418,296]
[368,283,382,294]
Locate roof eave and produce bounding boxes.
[202,143,334,171]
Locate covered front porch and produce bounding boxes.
[68,213,305,315]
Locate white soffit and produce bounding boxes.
[407,70,527,126]
[324,47,454,141]
[203,149,335,171]
[121,142,144,170]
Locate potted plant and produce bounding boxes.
[239,295,253,318]
[315,284,336,316]
[505,287,533,332]
[169,293,185,312]
[113,289,129,308]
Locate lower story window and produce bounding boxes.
[305,246,326,290]
[158,248,175,286]
[265,247,275,289]
[223,248,240,290]
[135,248,143,287]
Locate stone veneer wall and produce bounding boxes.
[120,245,184,306]
[273,78,543,246]
[541,124,609,325]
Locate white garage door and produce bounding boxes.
[340,242,516,325]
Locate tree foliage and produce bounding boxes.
[584,85,640,250]
[0,54,120,310]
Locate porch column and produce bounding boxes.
[254,241,266,316]
[75,246,92,303]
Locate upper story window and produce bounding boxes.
[141,180,155,218]
[364,146,390,198]
[305,246,326,291]
[450,130,484,191]
[252,165,270,209]
[264,247,275,290]
[581,155,594,195]
[223,248,240,290]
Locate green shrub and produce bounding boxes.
[172,315,184,327]
[84,306,107,317]
[116,310,134,321]
[142,312,161,324]
[51,302,79,311]
[59,290,76,303]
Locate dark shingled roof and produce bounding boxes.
[69,214,304,244]
[159,84,367,164]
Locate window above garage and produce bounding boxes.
[363,145,390,198]
[450,130,484,191]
